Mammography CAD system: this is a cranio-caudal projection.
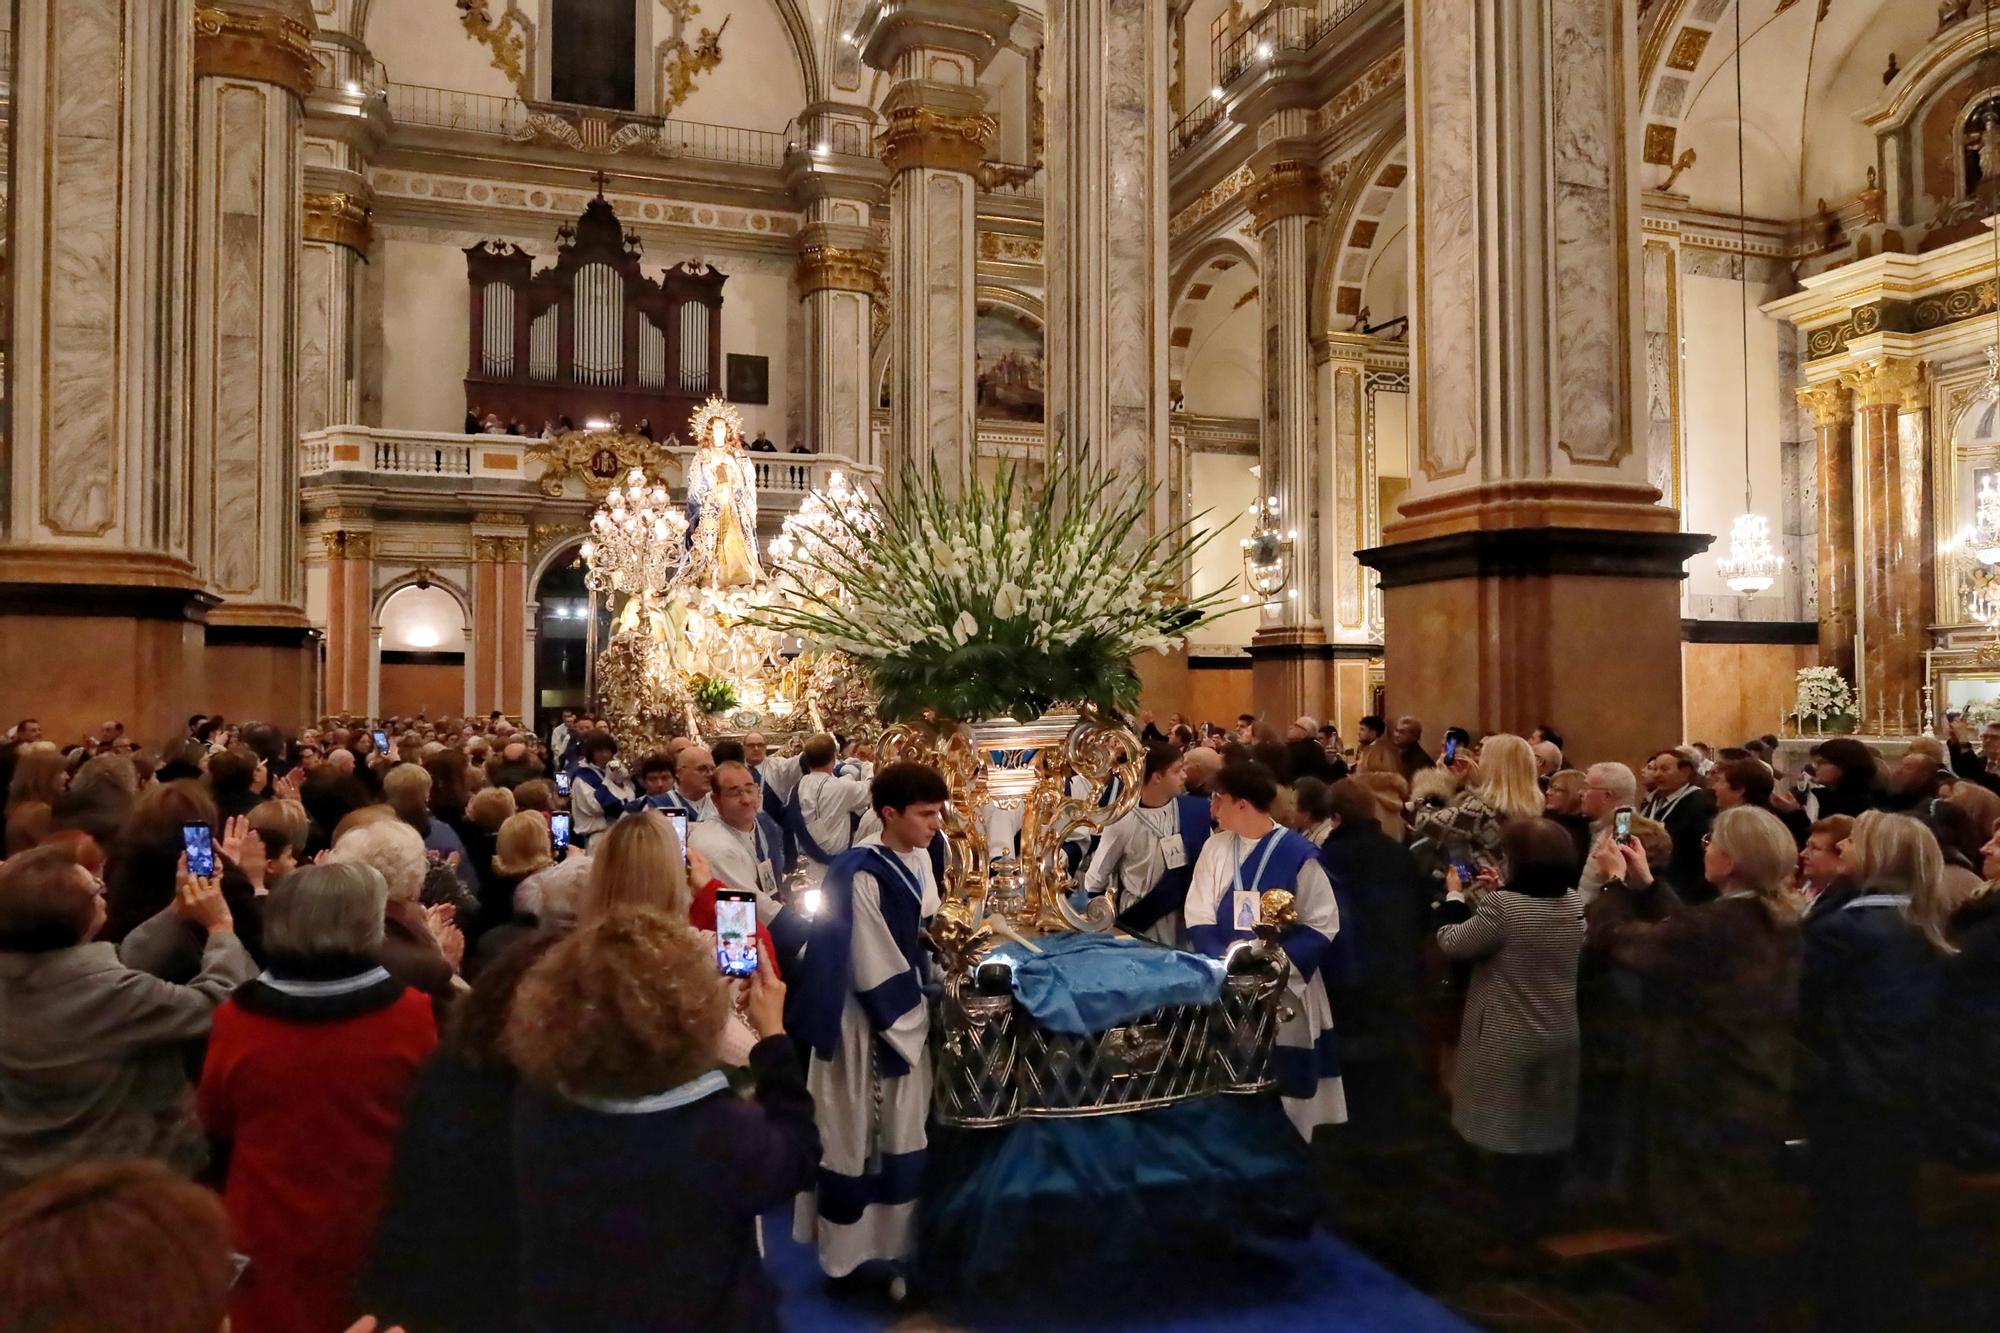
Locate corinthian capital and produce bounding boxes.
[1795,379,1851,429]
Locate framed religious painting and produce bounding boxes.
[727,354,769,405]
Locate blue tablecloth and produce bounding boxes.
[990,933,1226,1035]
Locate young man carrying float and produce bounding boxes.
[1084,745,1212,948]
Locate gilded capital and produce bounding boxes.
[796,244,887,297]
[1840,357,1926,412]
[303,192,371,253]
[320,528,372,560]
[1795,379,1851,429]
[1249,160,1326,231]
[474,535,528,564]
[194,4,318,101]
[878,106,996,176]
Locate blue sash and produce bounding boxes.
[789,845,929,1072]
[1188,826,1332,980]
[645,789,701,821]
[785,773,862,867]
[757,769,797,863]
[573,765,628,821]
[754,810,793,882]
[1115,795,1213,935]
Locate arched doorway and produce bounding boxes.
[530,541,603,738]
[376,583,469,720]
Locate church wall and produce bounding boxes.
[1678,264,1790,605]
[655,3,808,131]
[1181,301,1261,417]
[366,2,519,99]
[1188,449,1262,648]
[377,237,476,432]
[715,268,795,446]
[379,659,469,719]
[1184,660,1255,728]
[1681,641,1817,750]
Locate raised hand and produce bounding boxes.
[686,845,714,887]
[744,943,786,1039]
[173,854,234,933]
[220,815,268,893]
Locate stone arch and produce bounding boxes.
[1168,236,1261,415]
[1314,131,1407,335]
[371,568,471,626]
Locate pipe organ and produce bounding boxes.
[464,194,726,433]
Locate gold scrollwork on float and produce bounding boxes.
[1249,160,1326,231]
[194,4,318,100]
[879,107,997,176]
[794,244,886,298]
[526,429,680,500]
[303,192,371,254]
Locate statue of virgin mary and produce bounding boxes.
[679,398,765,590]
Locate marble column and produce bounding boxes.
[191,0,320,725]
[1314,331,1382,742]
[300,192,372,433]
[1841,357,1929,735]
[857,0,1015,490]
[1043,0,1170,514]
[1357,0,1705,765]
[786,109,891,467]
[471,518,530,721]
[319,516,375,717]
[0,0,209,740]
[1797,379,1857,685]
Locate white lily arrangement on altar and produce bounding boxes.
[755,457,1230,723]
[1793,666,1856,733]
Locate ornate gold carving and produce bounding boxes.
[321,529,372,559]
[796,244,886,297]
[657,0,728,116]
[1661,148,1698,192]
[1840,357,1926,411]
[1316,50,1402,134]
[1914,282,1998,331]
[525,429,680,500]
[303,192,371,253]
[1643,123,1678,166]
[472,511,528,527]
[974,160,1040,192]
[1169,163,1256,240]
[1796,380,1851,429]
[194,4,318,100]
[878,107,996,176]
[532,521,590,562]
[977,231,1044,265]
[474,535,528,563]
[1249,160,1325,230]
[455,1,529,93]
[1665,26,1710,72]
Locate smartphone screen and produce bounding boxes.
[1614,806,1634,843]
[554,770,572,796]
[666,810,689,863]
[1452,860,1479,887]
[372,730,389,754]
[715,891,759,977]
[549,813,571,853]
[1444,735,1458,763]
[182,823,216,878]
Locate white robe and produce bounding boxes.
[688,816,783,925]
[795,770,879,884]
[793,840,938,1277]
[1083,802,1185,947]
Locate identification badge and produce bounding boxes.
[1233,889,1260,931]
[1160,833,1187,870]
[757,861,778,898]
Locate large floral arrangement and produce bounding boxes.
[758,459,1227,722]
[1793,666,1856,733]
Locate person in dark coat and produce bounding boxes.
[359,930,561,1332]
[1641,749,1717,901]
[1586,807,1803,1332]
[1927,826,2000,1170]
[1314,778,1432,1141]
[1799,811,1955,1333]
[1806,737,1880,820]
[504,910,816,1333]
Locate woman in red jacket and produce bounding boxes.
[198,861,437,1333]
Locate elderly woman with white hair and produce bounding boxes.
[198,862,438,1333]
[326,816,462,1004]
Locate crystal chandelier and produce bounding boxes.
[1238,494,1298,610]
[581,468,686,595]
[769,467,880,604]
[1717,512,1782,594]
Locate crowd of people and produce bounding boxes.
[0,704,1996,1331]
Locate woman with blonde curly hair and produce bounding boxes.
[505,911,813,1333]
[1411,733,1543,874]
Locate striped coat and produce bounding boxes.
[1437,888,1586,1155]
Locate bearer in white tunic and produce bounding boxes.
[787,734,879,886]
[1185,758,1348,1141]
[1084,746,1209,947]
[791,762,949,1281]
[689,760,790,925]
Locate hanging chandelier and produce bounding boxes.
[1717,513,1782,594]
[1238,494,1298,610]
[581,467,685,595]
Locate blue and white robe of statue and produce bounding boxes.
[1186,825,1347,1140]
[1098,793,1212,948]
[789,839,938,1277]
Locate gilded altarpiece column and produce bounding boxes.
[1043,0,1170,520]
[192,0,320,723]
[857,1,1015,489]
[1359,0,1704,764]
[0,0,207,739]
[787,110,889,467]
[1840,358,1930,734]
[1797,380,1857,684]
